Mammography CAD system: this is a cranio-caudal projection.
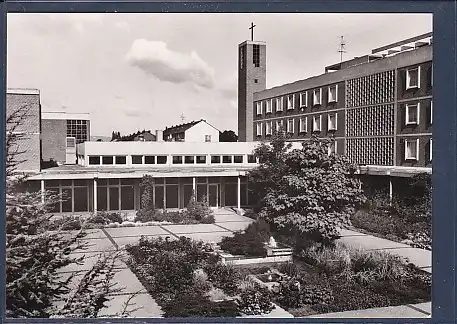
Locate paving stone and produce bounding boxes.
[57,252,127,273]
[161,223,224,234]
[112,234,172,249]
[339,228,367,237]
[104,226,169,238]
[98,292,163,318]
[183,231,234,243]
[75,238,117,253]
[111,267,147,294]
[383,247,432,268]
[408,302,431,315]
[215,221,252,232]
[420,266,432,273]
[306,304,430,318]
[338,234,410,251]
[213,212,255,223]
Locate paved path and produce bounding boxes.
[57,209,431,318]
[338,228,432,273]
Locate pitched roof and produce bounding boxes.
[163,119,220,136]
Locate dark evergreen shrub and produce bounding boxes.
[236,284,275,315]
[162,293,240,317]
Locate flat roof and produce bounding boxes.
[7,88,40,95]
[27,165,256,180]
[42,111,90,120]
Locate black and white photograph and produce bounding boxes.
[5,13,433,319]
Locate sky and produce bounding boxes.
[7,13,432,136]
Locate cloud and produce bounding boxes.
[114,20,130,31]
[126,39,215,89]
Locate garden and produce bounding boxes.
[351,174,432,251]
[124,135,431,318]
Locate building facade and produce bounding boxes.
[6,89,42,173]
[238,33,432,194]
[163,119,220,143]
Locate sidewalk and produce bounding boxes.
[338,228,432,273]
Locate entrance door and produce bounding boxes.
[208,184,219,208]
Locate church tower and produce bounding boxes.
[237,29,266,142]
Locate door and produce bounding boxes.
[208,184,219,208]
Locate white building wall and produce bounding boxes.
[185,122,220,142]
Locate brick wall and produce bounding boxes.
[42,119,66,163]
[6,92,41,173]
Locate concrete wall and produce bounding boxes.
[6,90,41,173]
[41,119,66,163]
[185,122,220,142]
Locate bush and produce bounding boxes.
[187,193,214,222]
[236,284,275,315]
[219,219,271,257]
[204,262,241,296]
[134,209,156,223]
[277,262,299,278]
[162,293,240,317]
[49,215,82,231]
[275,278,333,309]
[87,211,123,225]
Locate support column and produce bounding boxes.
[237,176,241,211]
[389,178,393,204]
[93,178,98,213]
[192,177,196,194]
[41,180,45,204]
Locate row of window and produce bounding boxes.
[256,113,338,136]
[87,154,258,166]
[255,85,338,115]
[404,138,432,161]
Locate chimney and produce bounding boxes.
[155,130,164,142]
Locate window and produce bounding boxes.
[211,155,221,164]
[328,113,337,130]
[276,120,284,132]
[429,139,432,161]
[115,156,126,165]
[266,121,272,135]
[102,156,114,165]
[132,155,143,164]
[66,137,76,148]
[313,89,322,106]
[253,44,260,67]
[266,99,272,113]
[172,156,183,164]
[430,101,433,125]
[205,135,211,142]
[287,94,295,110]
[328,85,338,102]
[185,156,195,164]
[234,155,243,163]
[299,117,308,133]
[405,139,419,160]
[89,156,100,165]
[145,155,155,164]
[328,140,337,155]
[313,115,322,132]
[276,97,284,111]
[256,123,263,136]
[256,102,262,115]
[406,66,420,89]
[406,103,420,125]
[222,155,232,163]
[254,79,258,83]
[196,155,206,164]
[248,155,256,163]
[300,92,308,108]
[157,156,167,164]
[287,119,294,134]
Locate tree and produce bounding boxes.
[5,103,132,318]
[249,133,366,245]
[219,130,238,142]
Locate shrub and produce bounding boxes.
[275,278,333,309]
[134,209,156,223]
[204,262,241,296]
[87,211,123,225]
[236,284,275,315]
[402,232,432,251]
[277,262,299,278]
[49,215,82,231]
[219,219,270,257]
[162,293,240,317]
[187,193,215,223]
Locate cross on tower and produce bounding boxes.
[249,22,256,41]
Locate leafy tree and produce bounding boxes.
[249,133,366,245]
[6,103,133,318]
[219,130,238,142]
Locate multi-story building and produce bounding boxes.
[42,112,91,166]
[238,32,433,196]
